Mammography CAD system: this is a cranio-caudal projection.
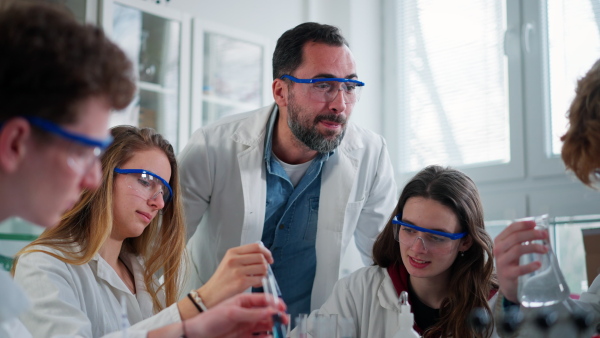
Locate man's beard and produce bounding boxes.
[287,92,347,154]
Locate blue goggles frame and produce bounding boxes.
[113,168,173,203]
[24,116,113,149]
[392,215,467,240]
[280,75,365,87]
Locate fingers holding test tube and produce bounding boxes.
[196,243,274,308]
[184,293,288,338]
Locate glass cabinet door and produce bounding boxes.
[103,0,190,150]
[202,32,264,125]
[191,21,270,129]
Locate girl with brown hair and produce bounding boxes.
[12,126,285,338]
[310,165,498,337]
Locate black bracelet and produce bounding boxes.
[187,293,203,313]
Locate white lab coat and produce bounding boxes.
[178,104,398,310]
[13,246,180,338]
[305,266,499,338]
[0,269,32,338]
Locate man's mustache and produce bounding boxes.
[314,114,346,124]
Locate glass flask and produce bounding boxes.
[517,214,570,307]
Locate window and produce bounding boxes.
[547,0,600,155]
[396,1,509,171]
[386,0,600,182]
[385,0,524,184]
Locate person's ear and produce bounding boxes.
[0,118,32,173]
[459,234,473,252]
[272,78,289,107]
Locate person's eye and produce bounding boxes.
[401,227,416,234]
[429,235,447,243]
[345,84,357,92]
[313,82,332,90]
[137,178,151,188]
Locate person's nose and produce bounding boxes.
[148,191,165,210]
[81,160,102,190]
[410,236,428,253]
[328,88,347,113]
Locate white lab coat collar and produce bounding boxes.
[90,250,157,320]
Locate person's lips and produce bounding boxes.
[136,211,152,223]
[408,256,431,269]
[319,120,342,129]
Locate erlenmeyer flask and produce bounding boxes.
[517,214,570,307]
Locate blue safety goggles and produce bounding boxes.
[24,116,113,149]
[114,168,173,204]
[392,215,467,240]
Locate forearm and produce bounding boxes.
[147,322,185,338]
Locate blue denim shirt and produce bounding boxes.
[258,108,332,320]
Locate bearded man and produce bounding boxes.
[178,22,397,320]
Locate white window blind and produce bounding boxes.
[547,0,600,155]
[395,0,509,173]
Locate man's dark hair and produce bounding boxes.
[272,22,349,80]
[0,1,135,125]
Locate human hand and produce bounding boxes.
[199,243,273,308]
[493,220,549,303]
[184,293,288,338]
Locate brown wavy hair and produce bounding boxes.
[372,165,498,338]
[561,58,600,186]
[14,126,187,313]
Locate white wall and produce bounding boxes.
[166,0,306,44]
[164,0,385,135]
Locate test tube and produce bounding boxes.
[262,267,286,338]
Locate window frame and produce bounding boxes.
[383,0,525,186]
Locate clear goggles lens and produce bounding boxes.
[66,144,104,174]
[115,169,172,204]
[305,81,363,103]
[22,116,112,175]
[392,218,466,254]
[282,75,364,103]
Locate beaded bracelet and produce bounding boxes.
[188,290,208,312]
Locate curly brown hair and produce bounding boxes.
[561,59,600,186]
[372,165,498,338]
[0,1,135,125]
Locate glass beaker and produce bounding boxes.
[517,214,570,307]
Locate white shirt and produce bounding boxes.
[0,269,32,338]
[13,245,180,338]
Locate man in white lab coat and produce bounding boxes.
[179,22,397,319]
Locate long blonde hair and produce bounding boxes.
[14,126,187,313]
